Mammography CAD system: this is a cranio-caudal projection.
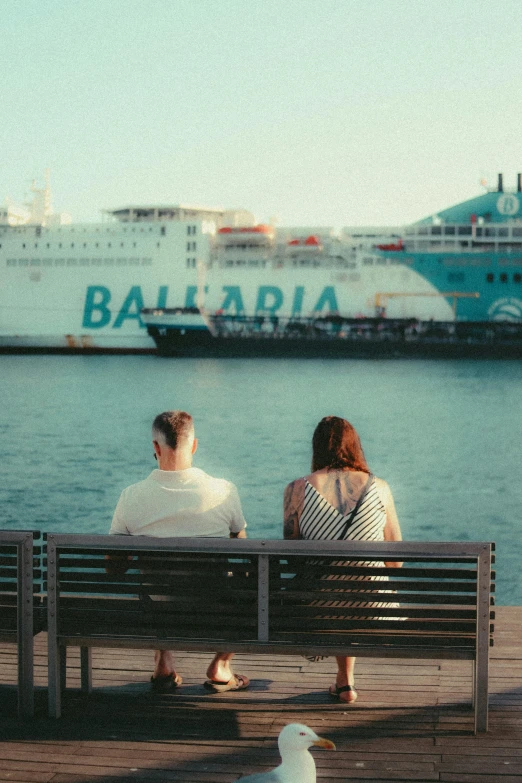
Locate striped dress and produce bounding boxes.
[298,473,396,612]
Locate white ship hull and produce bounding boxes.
[0,219,209,350]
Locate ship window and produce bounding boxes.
[458,226,472,235]
[513,228,522,237]
[485,227,496,237]
[475,227,483,237]
[486,273,494,282]
[161,226,166,235]
[95,242,99,247]
[417,226,428,235]
[157,242,160,248]
[71,243,74,248]
[133,242,136,247]
[58,243,62,248]
[46,243,50,248]
[362,257,373,265]
[83,243,87,248]
[500,273,508,282]
[186,242,191,251]
[108,242,112,247]
[34,243,38,248]
[121,242,124,247]
[444,226,455,235]
[22,243,26,248]
[431,226,442,235]
[514,273,521,283]
[498,228,509,237]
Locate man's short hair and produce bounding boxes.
[152,411,194,450]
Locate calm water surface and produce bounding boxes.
[1,355,521,603]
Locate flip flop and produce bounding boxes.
[329,684,358,703]
[203,674,250,693]
[150,673,182,693]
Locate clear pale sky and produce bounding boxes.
[2,0,521,227]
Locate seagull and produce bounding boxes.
[237,723,335,783]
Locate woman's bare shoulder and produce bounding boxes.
[284,476,306,496]
[374,475,393,500]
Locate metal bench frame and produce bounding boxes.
[0,531,37,717]
[46,535,494,732]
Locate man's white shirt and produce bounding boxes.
[110,467,246,538]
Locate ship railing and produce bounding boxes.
[208,315,522,344]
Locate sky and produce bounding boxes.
[1,0,522,227]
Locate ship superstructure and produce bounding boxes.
[1,173,521,351]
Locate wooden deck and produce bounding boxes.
[1,606,521,783]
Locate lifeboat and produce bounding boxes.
[218,224,273,234]
[287,235,322,249]
[376,239,404,251]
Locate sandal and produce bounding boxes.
[203,674,250,693]
[329,684,358,703]
[150,673,182,692]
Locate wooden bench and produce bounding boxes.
[0,531,44,717]
[45,534,495,732]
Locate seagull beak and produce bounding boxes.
[312,737,336,750]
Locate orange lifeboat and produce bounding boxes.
[287,235,322,247]
[218,225,273,234]
[376,239,404,251]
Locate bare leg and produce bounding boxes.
[153,650,177,679]
[330,656,357,703]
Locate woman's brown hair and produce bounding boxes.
[311,416,370,473]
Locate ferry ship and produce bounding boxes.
[1,173,522,352]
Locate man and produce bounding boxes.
[109,410,249,693]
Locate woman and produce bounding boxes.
[283,416,402,704]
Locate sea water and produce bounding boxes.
[0,355,520,604]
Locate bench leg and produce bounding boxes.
[18,623,34,718]
[48,640,62,719]
[59,646,67,692]
[471,660,475,708]
[474,654,489,734]
[80,647,92,693]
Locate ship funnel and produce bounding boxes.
[517,173,522,193]
[497,173,503,192]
